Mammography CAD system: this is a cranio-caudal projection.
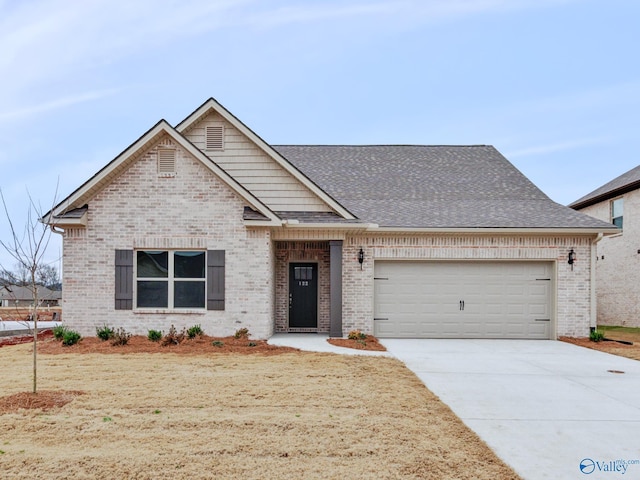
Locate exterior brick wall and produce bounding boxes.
[341,234,595,338]
[274,242,330,332]
[62,136,274,338]
[579,190,640,327]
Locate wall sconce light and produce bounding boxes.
[568,248,576,270]
[358,248,364,270]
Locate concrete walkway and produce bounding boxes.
[268,333,390,356]
[0,320,61,337]
[380,339,640,480]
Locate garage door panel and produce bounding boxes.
[374,261,552,339]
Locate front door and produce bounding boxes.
[289,263,318,329]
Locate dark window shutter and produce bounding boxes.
[115,250,133,310]
[207,250,225,310]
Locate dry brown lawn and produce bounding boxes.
[0,340,519,480]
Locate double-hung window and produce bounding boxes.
[136,250,206,309]
[611,198,623,229]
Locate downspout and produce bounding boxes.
[590,233,604,332]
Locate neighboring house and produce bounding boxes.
[44,98,617,339]
[569,165,640,327]
[0,285,62,307]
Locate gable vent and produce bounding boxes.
[157,148,176,176]
[205,125,224,150]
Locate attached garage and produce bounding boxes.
[374,261,553,339]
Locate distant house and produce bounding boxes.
[569,165,640,327]
[45,98,616,339]
[0,285,62,307]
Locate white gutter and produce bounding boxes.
[369,226,619,235]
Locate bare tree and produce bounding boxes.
[0,187,58,393]
[37,263,61,289]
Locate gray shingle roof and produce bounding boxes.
[273,145,616,229]
[569,164,640,210]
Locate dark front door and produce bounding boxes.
[289,263,318,328]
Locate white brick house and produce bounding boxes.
[46,98,617,338]
[570,165,640,327]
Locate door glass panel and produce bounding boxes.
[137,251,168,278]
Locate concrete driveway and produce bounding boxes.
[381,339,640,480]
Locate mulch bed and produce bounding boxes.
[0,390,85,414]
[560,336,640,361]
[0,330,54,348]
[327,335,386,351]
[34,334,300,356]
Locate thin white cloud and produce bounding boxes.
[506,136,610,158]
[0,89,120,123]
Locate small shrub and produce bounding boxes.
[110,327,132,346]
[590,329,605,342]
[212,340,224,348]
[62,330,82,346]
[96,325,115,341]
[162,324,186,346]
[187,324,204,339]
[234,327,249,339]
[348,330,366,340]
[52,325,67,341]
[148,329,163,342]
[248,342,257,347]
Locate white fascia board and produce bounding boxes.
[282,222,375,230]
[175,98,355,220]
[369,226,618,235]
[244,220,283,227]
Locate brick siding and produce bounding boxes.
[62,136,274,338]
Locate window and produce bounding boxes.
[611,198,623,229]
[136,250,206,309]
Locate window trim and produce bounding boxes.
[135,250,206,310]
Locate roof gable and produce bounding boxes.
[176,98,354,219]
[569,164,640,210]
[46,120,280,224]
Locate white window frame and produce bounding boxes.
[135,250,206,310]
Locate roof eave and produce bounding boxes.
[569,179,640,210]
[369,226,620,235]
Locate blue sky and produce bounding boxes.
[1,0,639,270]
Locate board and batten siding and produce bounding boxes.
[183,112,331,212]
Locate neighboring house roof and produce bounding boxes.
[0,285,62,303]
[273,145,616,230]
[569,164,640,210]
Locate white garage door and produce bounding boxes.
[374,261,552,339]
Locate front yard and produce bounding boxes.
[0,340,519,480]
